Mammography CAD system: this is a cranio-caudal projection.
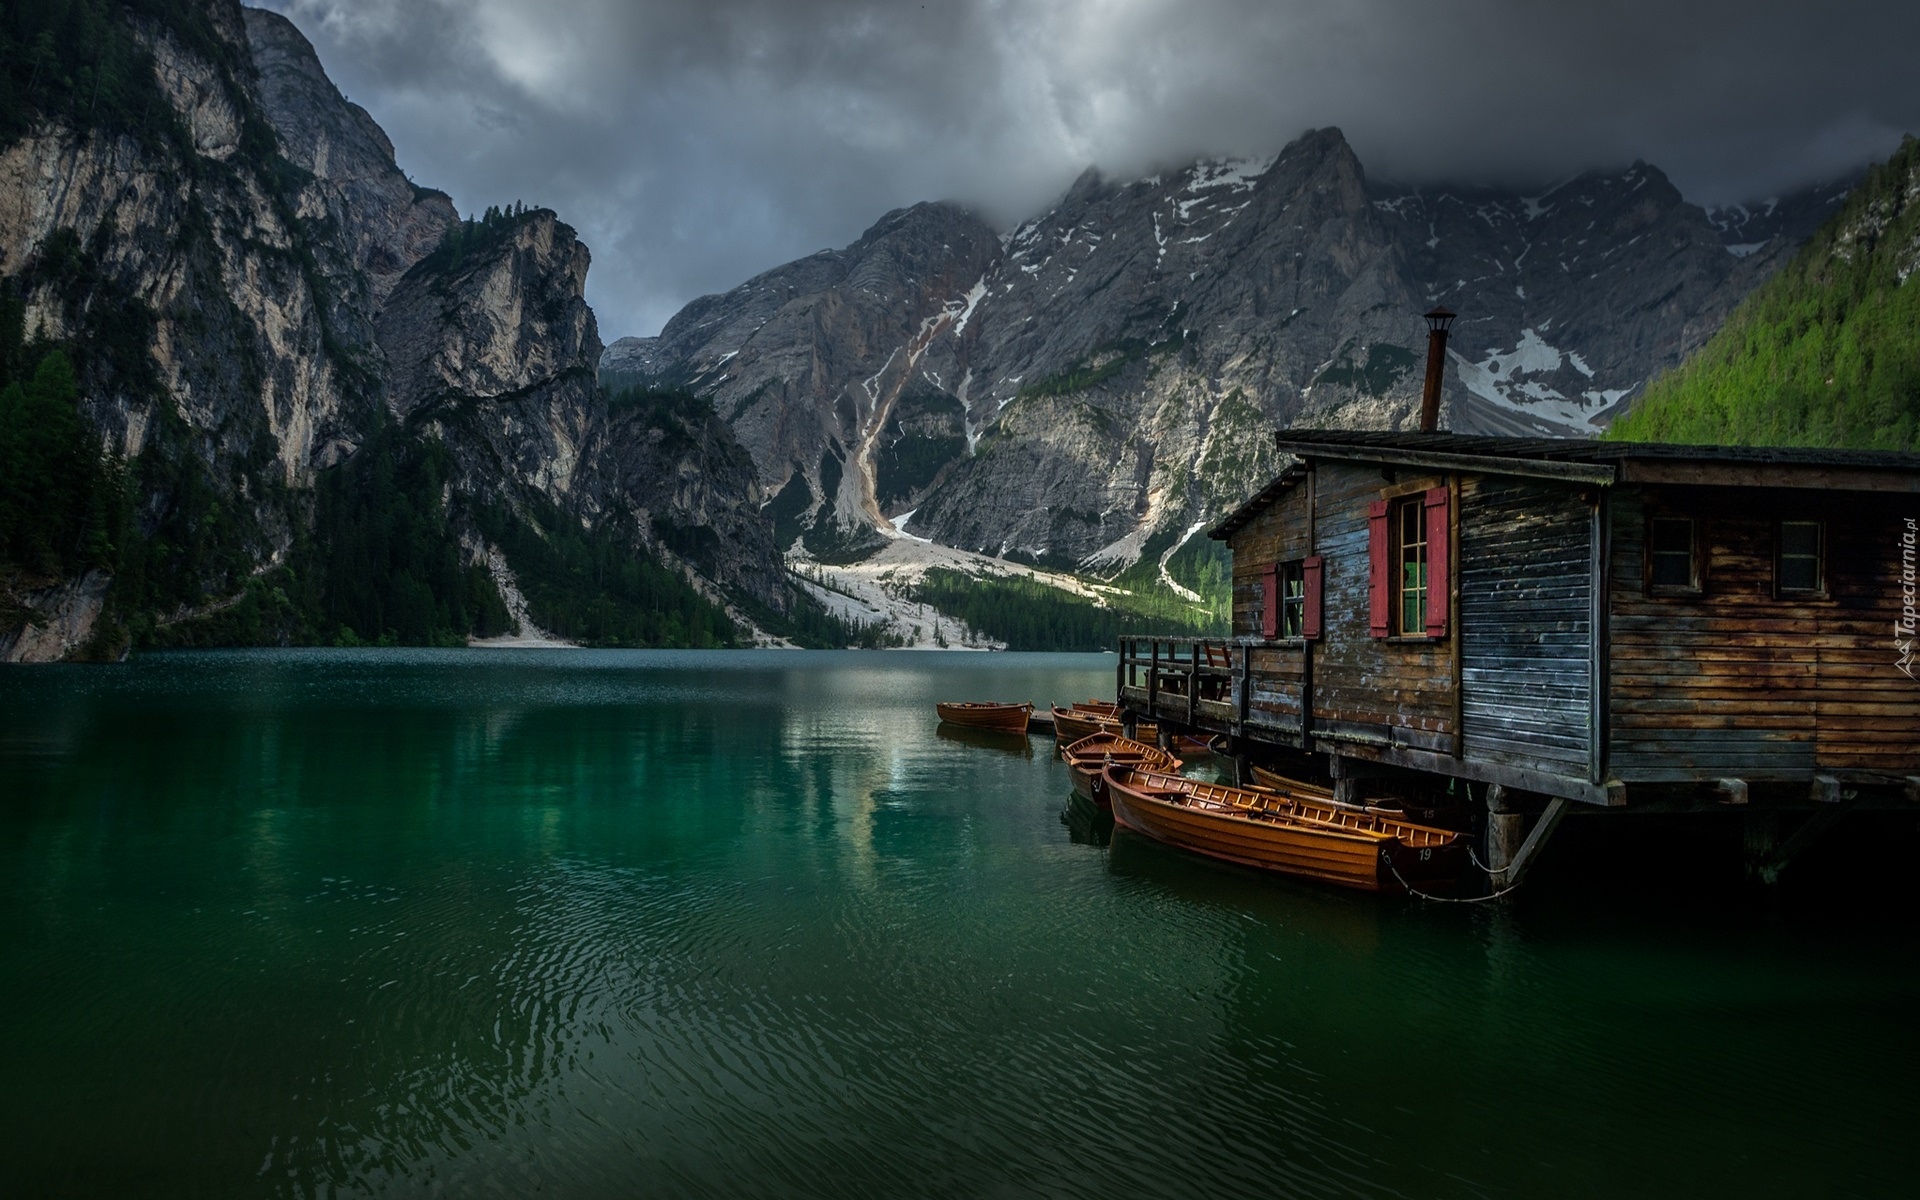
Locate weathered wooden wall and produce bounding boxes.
[1818,511,1916,776]
[1229,480,1308,640]
[1608,485,1918,782]
[1227,484,1309,737]
[1458,476,1593,779]
[1228,464,1457,754]
[1218,457,1916,796]
[1244,643,1305,735]
[1311,466,1456,751]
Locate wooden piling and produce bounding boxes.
[1742,809,1781,884]
[1485,784,1526,882]
[1330,755,1366,808]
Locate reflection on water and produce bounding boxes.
[1060,792,1112,847]
[934,721,1036,757]
[0,649,1915,1199]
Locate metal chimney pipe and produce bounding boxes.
[1420,306,1456,433]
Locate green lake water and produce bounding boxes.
[0,649,1912,1198]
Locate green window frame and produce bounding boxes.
[1279,560,1306,639]
[1397,498,1427,636]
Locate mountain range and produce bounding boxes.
[0,1,1883,660]
[606,129,1850,588]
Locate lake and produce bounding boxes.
[0,649,1911,1197]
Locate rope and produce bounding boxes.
[1390,861,1521,904]
[1458,780,1539,892]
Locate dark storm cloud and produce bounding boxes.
[260,0,1920,337]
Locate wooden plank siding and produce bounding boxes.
[1816,513,1918,775]
[1309,467,1457,749]
[1244,642,1305,734]
[1229,477,1310,639]
[1606,486,1919,782]
[1457,476,1594,778]
[1227,480,1311,739]
[1226,464,1458,753]
[1205,446,1916,801]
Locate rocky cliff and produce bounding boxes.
[611,127,1847,578]
[377,207,787,612]
[0,1,788,660]
[608,202,1005,561]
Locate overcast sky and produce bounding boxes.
[258,0,1919,339]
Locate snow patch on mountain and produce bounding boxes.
[1175,155,1276,220]
[1452,328,1615,433]
[949,278,989,335]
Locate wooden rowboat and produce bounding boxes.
[1249,765,1474,831]
[1243,765,1337,803]
[1051,706,1112,743]
[935,722,1033,757]
[1051,706,1158,746]
[936,701,1033,733]
[1059,732,1181,810]
[1052,706,1211,757]
[1102,765,1467,893]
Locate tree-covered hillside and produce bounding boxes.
[1608,136,1920,449]
[910,565,1225,652]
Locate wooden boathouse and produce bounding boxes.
[1118,431,1920,886]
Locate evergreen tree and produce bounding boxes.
[910,568,1221,651]
[0,350,108,577]
[1610,136,1920,450]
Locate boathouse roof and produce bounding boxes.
[1208,431,1920,539]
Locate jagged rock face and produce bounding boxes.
[374,211,786,612]
[619,202,1004,556]
[379,214,603,505]
[913,131,1413,564]
[601,334,664,378]
[0,1,792,657]
[619,126,1846,572]
[0,3,472,494]
[604,396,788,611]
[1703,177,1863,257]
[0,570,112,663]
[0,4,412,547]
[243,8,457,307]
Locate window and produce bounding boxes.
[1397,499,1428,636]
[1279,561,1306,638]
[1260,557,1321,639]
[1777,520,1825,596]
[1647,516,1699,593]
[1369,488,1448,639]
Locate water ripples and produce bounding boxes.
[2,651,1916,1198]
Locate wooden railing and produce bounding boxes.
[1117,635,1314,746]
[1116,636,1238,728]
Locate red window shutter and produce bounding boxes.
[1424,486,1450,638]
[1302,555,1324,639]
[1367,500,1390,638]
[1260,563,1279,639]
